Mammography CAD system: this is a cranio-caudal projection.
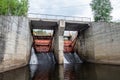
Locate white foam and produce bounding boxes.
[64,56,69,64]
[29,47,38,64]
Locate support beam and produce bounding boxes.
[54,20,65,64]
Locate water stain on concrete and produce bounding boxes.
[0,16,6,63]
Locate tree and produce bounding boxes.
[90,0,113,22]
[33,30,48,36]
[0,0,28,16]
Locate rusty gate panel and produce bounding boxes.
[35,45,50,53]
[64,36,77,53]
[64,40,73,53]
[33,36,53,53]
[34,40,51,45]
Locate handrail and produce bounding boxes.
[28,13,91,22]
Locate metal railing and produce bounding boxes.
[28,13,91,22]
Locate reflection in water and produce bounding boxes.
[64,63,120,80]
[64,63,97,80]
[30,64,61,80]
[0,66,29,80]
[0,63,120,80]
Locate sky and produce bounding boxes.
[28,0,120,21]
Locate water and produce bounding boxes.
[64,52,82,64]
[29,48,81,64]
[30,64,62,80]
[29,48,38,64]
[15,50,120,80]
[1,63,120,80]
[36,53,56,64]
[29,47,55,64]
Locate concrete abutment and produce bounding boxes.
[77,22,120,65]
[0,16,32,73]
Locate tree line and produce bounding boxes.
[0,0,28,16]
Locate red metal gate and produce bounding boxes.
[64,37,77,53]
[33,36,53,53]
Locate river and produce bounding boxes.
[0,63,120,80]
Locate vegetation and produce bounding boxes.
[90,0,113,22]
[0,0,28,16]
[33,30,52,36]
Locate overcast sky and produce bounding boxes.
[28,0,120,21]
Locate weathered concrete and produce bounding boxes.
[0,66,29,80]
[0,16,32,73]
[1,15,120,74]
[78,22,120,65]
[54,20,65,64]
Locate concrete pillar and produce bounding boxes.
[54,20,65,64]
[59,65,64,80]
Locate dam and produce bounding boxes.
[29,15,89,64]
[0,14,120,73]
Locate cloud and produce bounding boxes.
[110,0,120,21]
[28,0,120,21]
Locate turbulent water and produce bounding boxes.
[29,47,56,64]
[36,53,56,64]
[29,48,38,64]
[64,52,82,64]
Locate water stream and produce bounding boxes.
[64,52,82,64]
[29,47,56,64]
[36,52,56,64]
[29,47,38,64]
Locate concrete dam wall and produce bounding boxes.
[78,22,120,65]
[1,16,120,72]
[0,16,32,73]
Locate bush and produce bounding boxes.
[0,0,28,16]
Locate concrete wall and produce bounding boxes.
[78,22,120,65]
[0,16,32,72]
[53,20,65,64]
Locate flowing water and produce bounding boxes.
[64,52,82,63]
[29,48,38,64]
[36,53,56,64]
[29,47,55,64]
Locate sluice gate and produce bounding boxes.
[33,36,53,53]
[64,35,82,63]
[64,36,77,53]
[31,35,55,64]
[30,16,89,64]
